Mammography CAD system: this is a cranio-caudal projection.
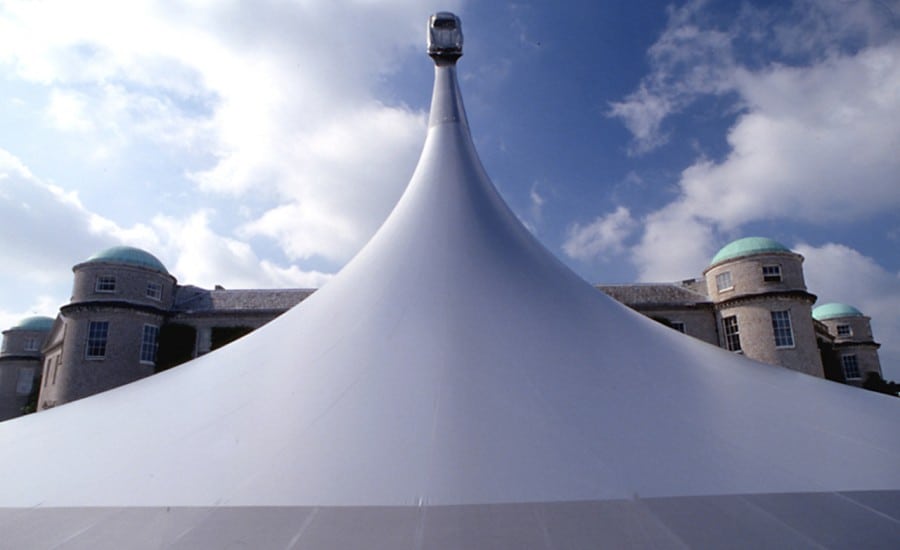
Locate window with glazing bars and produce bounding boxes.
[836,324,852,337]
[762,265,782,282]
[771,310,794,347]
[95,276,116,292]
[716,271,733,292]
[146,282,163,301]
[140,325,159,364]
[841,354,860,379]
[85,321,109,358]
[723,315,741,352]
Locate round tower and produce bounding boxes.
[0,316,54,420]
[39,246,176,409]
[703,237,823,377]
[812,303,881,385]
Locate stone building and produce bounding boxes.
[25,246,313,414]
[600,237,881,384]
[812,302,883,385]
[702,236,823,377]
[0,316,53,420]
[0,237,886,421]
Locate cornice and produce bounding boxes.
[714,289,817,309]
[61,300,169,317]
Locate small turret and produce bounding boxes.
[0,316,54,420]
[704,237,823,377]
[813,303,882,384]
[39,246,176,410]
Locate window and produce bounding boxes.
[671,322,685,334]
[771,310,795,348]
[716,271,733,292]
[24,337,39,352]
[85,321,109,359]
[723,315,741,352]
[146,282,163,301]
[762,265,782,282]
[43,358,52,388]
[95,276,116,293]
[140,324,159,364]
[836,324,852,337]
[53,355,61,384]
[15,367,35,395]
[842,355,861,380]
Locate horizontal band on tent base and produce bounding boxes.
[3,490,899,549]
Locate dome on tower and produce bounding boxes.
[813,302,865,321]
[84,246,168,274]
[710,236,791,265]
[9,316,54,332]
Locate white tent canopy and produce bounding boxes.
[1,13,899,549]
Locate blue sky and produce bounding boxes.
[0,0,898,377]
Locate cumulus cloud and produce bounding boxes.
[0,149,124,280]
[610,0,899,156]
[619,0,900,281]
[0,295,62,333]
[608,0,735,155]
[563,206,637,261]
[152,210,332,290]
[0,0,458,269]
[630,205,716,281]
[796,242,900,380]
[233,104,426,262]
[0,147,331,322]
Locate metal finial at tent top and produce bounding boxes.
[428,12,463,65]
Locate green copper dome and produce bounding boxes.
[813,303,864,321]
[11,316,54,331]
[710,237,791,265]
[86,246,168,274]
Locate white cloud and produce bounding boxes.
[563,206,637,262]
[45,89,93,132]
[631,43,900,280]
[0,149,168,317]
[608,86,675,154]
[0,295,61,333]
[630,205,716,281]
[0,149,122,280]
[152,211,331,290]
[610,0,899,156]
[0,0,459,267]
[620,0,900,282]
[232,104,426,262]
[796,242,900,381]
[608,0,735,155]
[0,147,328,322]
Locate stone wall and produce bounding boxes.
[716,297,823,377]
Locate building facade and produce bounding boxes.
[600,237,882,386]
[0,237,887,421]
[14,246,314,415]
[0,316,54,421]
